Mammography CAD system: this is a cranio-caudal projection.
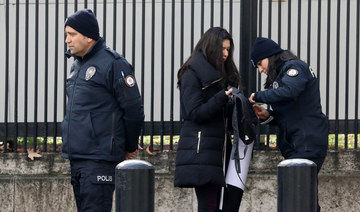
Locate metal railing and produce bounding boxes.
[256,0,360,150]
[0,0,359,152]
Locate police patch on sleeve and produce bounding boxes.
[85,66,96,80]
[286,69,298,77]
[125,75,136,87]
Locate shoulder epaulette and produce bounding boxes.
[104,47,121,59]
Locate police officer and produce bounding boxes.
[248,37,328,212]
[61,9,144,212]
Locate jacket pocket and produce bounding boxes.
[69,112,98,154]
[197,131,201,153]
[90,111,113,154]
[91,111,113,137]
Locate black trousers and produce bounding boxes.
[222,185,244,212]
[309,157,325,212]
[195,184,244,212]
[195,184,222,212]
[70,159,118,212]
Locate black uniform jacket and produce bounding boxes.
[61,38,144,162]
[254,60,328,159]
[174,52,230,188]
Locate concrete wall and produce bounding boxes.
[0,150,359,212]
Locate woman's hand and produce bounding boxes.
[225,88,233,97]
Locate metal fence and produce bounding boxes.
[0,0,359,153]
[256,0,360,150]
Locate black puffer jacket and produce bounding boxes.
[174,52,231,187]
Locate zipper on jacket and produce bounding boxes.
[67,67,82,158]
[111,112,115,154]
[197,131,202,153]
[202,78,222,90]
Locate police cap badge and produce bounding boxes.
[287,69,298,77]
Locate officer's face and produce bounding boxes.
[256,58,269,75]
[222,39,231,62]
[65,26,93,58]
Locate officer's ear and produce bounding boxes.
[85,36,96,45]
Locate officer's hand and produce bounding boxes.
[137,144,143,151]
[253,104,270,120]
[249,93,256,104]
[125,145,143,160]
[125,150,138,160]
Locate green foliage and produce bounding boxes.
[262,134,360,149]
[16,137,63,145]
[140,135,180,146]
[328,134,359,149]
[1,134,359,152]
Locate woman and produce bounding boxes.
[249,37,328,212]
[173,27,245,212]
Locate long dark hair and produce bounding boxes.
[264,50,298,88]
[177,27,241,88]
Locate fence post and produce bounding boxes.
[115,159,154,212]
[277,158,317,212]
[240,0,258,97]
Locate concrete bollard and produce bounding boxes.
[277,158,317,212]
[115,159,154,212]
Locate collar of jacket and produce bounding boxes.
[275,59,286,74]
[65,37,105,61]
[188,51,222,90]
